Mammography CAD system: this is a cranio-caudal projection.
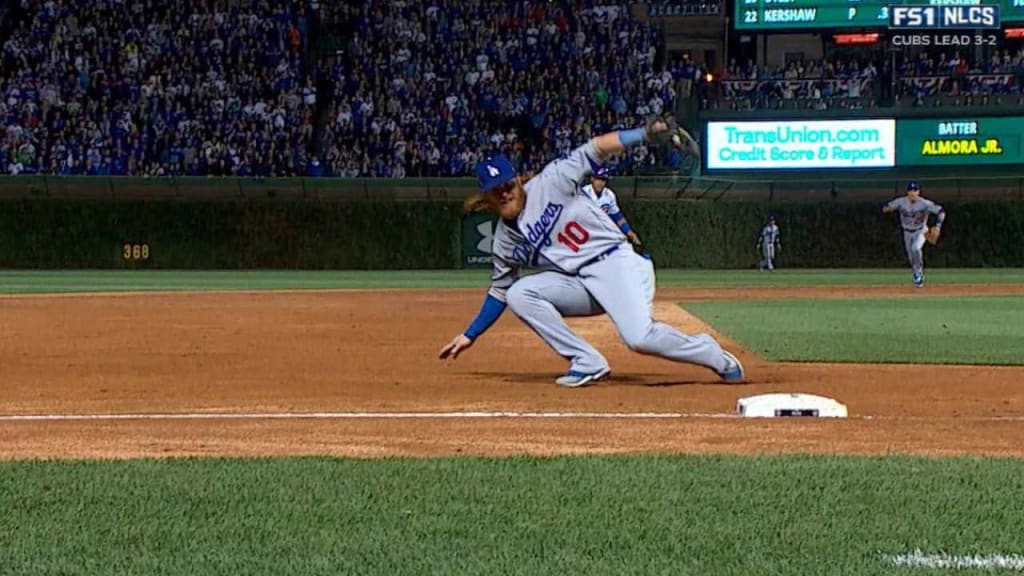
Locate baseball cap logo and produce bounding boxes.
[487,165,500,177]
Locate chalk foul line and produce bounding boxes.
[886,550,1024,571]
[0,411,737,422]
[2,412,1024,423]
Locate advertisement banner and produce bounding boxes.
[706,119,896,170]
[461,213,497,268]
[896,116,1024,166]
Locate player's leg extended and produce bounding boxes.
[505,271,609,375]
[764,243,775,271]
[640,256,656,316]
[579,248,735,375]
[904,230,925,284]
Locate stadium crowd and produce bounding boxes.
[1,0,317,177]
[0,0,1019,177]
[0,0,701,178]
[316,0,696,178]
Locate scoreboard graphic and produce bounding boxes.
[735,0,1022,31]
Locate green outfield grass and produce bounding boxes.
[687,295,1024,365]
[3,268,1024,294]
[2,455,1023,575]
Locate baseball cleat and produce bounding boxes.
[913,272,924,288]
[555,367,611,388]
[719,351,745,383]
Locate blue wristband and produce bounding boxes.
[464,294,507,340]
[617,127,646,148]
[608,211,631,234]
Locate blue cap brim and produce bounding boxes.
[482,175,515,193]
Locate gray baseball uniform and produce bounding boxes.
[885,196,943,278]
[487,141,730,375]
[759,224,780,271]
[579,182,656,312]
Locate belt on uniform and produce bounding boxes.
[581,245,619,268]
[903,227,924,233]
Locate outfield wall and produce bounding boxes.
[2,199,1022,269]
[0,174,1021,203]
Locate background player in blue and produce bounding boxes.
[579,167,656,314]
[883,182,946,287]
[757,215,780,271]
[438,119,744,387]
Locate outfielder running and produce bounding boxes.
[579,167,656,313]
[883,181,946,287]
[439,119,744,387]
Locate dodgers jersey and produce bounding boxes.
[886,196,943,231]
[579,183,621,216]
[760,224,779,244]
[487,141,627,302]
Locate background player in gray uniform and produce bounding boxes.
[757,215,780,271]
[579,167,656,313]
[439,120,744,387]
[883,181,946,287]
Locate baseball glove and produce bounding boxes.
[645,115,701,158]
[672,125,701,158]
[925,226,941,245]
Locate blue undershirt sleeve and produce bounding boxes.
[617,127,646,148]
[464,294,507,340]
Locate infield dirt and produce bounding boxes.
[3,286,1024,459]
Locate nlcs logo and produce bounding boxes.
[889,5,1000,29]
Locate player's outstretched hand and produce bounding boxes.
[439,334,473,360]
[627,231,642,246]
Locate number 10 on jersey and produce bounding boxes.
[557,221,590,252]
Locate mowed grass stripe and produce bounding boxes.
[2,456,1024,575]
[0,270,490,293]
[3,268,1024,294]
[687,295,1024,365]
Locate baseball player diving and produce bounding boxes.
[438,118,744,387]
[882,181,946,287]
[579,167,656,313]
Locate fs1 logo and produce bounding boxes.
[889,5,1000,29]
